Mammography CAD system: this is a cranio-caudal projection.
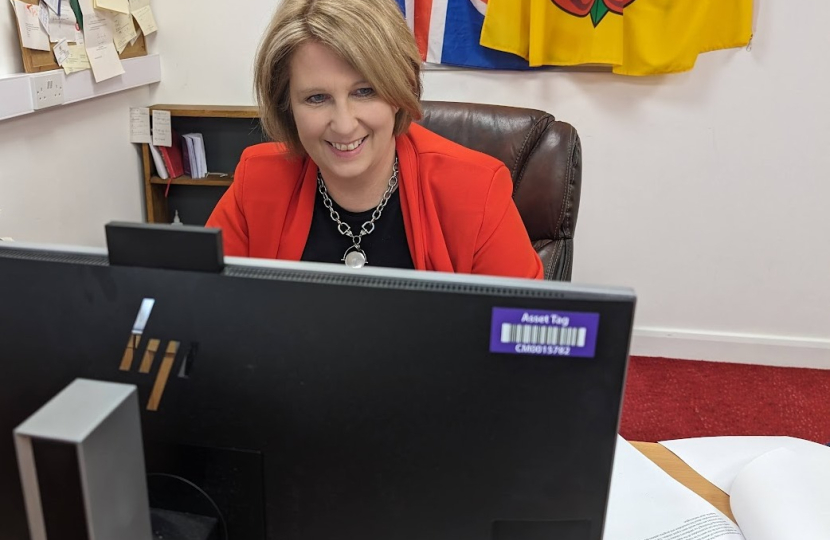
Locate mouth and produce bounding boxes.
[327,136,367,152]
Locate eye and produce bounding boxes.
[305,94,327,104]
[354,87,375,98]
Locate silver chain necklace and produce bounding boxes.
[316,156,399,268]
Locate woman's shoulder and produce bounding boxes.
[237,142,306,180]
[402,124,512,201]
[404,123,507,176]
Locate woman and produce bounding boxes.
[206,0,543,279]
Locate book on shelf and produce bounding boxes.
[182,135,193,178]
[182,133,208,178]
[159,132,185,180]
[148,144,168,180]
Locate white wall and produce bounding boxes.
[0,89,148,246]
[0,5,149,247]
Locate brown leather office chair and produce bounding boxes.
[417,101,582,281]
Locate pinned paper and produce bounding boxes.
[110,11,136,53]
[129,0,156,36]
[151,110,172,147]
[76,0,93,16]
[93,0,127,14]
[13,0,51,51]
[39,0,79,43]
[79,0,124,82]
[53,38,71,65]
[130,107,152,144]
[63,43,91,74]
[41,0,59,14]
[38,0,49,31]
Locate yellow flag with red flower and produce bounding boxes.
[480,0,753,76]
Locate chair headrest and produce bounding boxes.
[417,101,581,243]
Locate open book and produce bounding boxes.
[605,437,830,540]
[658,436,830,540]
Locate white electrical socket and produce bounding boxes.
[31,71,65,110]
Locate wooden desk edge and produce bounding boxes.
[631,441,735,522]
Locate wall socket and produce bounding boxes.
[31,72,65,110]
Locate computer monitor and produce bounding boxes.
[0,237,634,540]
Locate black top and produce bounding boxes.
[301,188,414,269]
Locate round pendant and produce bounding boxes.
[344,250,367,269]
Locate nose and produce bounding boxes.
[329,100,359,136]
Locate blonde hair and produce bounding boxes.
[254,0,423,156]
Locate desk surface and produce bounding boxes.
[632,442,734,521]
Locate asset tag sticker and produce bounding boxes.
[490,308,600,358]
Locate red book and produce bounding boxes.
[159,132,185,196]
[159,132,185,180]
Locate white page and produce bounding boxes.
[151,110,172,147]
[62,43,90,73]
[51,0,78,42]
[192,133,207,178]
[183,134,197,177]
[660,436,830,494]
[131,5,156,36]
[94,0,128,14]
[41,0,58,14]
[79,0,124,82]
[730,448,830,540]
[148,144,168,179]
[109,11,136,53]
[603,438,743,540]
[14,1,51,51]
[129,107,151,144]
[52,37,70,65]
[38,0,49,31]
[39,0,77,42]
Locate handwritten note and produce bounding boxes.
[53,0,78,41]
[130,108,152,144]
[62,43,91,74]
[110,11,137,53]
[152,110,172,147]
[53,38,71,65]
[38,0,50,31]
[129,0,157,36]
[39,0,78,42]
[41,0,59,14]
[94,0,128,14]
[13,0,51,51]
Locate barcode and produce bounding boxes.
[500,324,587,347]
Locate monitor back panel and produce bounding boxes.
[0,250,634,540]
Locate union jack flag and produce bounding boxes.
[395,0,530,69]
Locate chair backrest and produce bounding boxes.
[417,101,582,281]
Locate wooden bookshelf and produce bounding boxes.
[149,175,234,187]
[149,105,258,118]
[141,105,264,224]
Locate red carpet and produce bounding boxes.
[618,356,830,444]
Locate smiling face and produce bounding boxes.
[289,41,398,196]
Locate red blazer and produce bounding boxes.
[206,123,543,279]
